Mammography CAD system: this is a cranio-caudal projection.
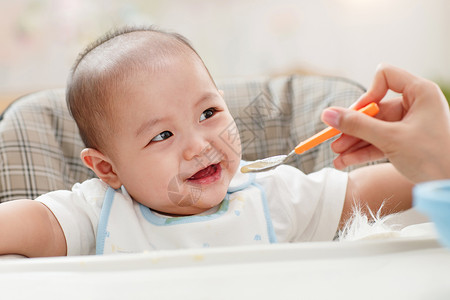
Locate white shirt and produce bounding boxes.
[37,164,348,255]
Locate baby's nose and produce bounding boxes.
[182,135,211,161]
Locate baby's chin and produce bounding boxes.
[169,187,228,216]
[148,164,235,216]
[159,201,223,217]
[183,194,227,215]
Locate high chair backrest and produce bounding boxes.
[0,74,368,202]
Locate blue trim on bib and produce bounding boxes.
[251,181,277,243]
[227,161,255,193]
[227,173,255,193]
[96,187,116,255]
[139,195,230,226]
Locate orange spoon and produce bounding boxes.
[240,102,379,173]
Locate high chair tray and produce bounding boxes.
[0,234,449,299]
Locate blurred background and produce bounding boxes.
[1,0,449,109]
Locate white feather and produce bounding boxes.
[337,202,402,241]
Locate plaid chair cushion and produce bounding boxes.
[0,74,367,202]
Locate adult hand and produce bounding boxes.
[321,64,450,183]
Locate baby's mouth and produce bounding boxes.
[187,163,222,184]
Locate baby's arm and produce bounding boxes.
[340,163,414,228]
[0,200,66,257]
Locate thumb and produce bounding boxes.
[321,107,392,149]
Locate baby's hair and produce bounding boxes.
[66,25,213,152]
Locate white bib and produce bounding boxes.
[96,172,277,254]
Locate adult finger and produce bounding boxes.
[331,134,363,153]
[333,144,385,170]
[352,64,419,110]
[321,106,395,152]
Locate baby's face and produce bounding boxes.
[107,54,241,215]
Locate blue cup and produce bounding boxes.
[413,180,450,247]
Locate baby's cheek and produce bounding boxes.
[221,122,241,154]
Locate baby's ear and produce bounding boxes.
[80,148,122,189]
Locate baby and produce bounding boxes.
[0,26,414,257]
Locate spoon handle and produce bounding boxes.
[294,102,379,154]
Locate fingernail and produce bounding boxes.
[322,109,340,128]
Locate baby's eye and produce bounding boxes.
[151,131,173,142]
[199,108,217,122]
